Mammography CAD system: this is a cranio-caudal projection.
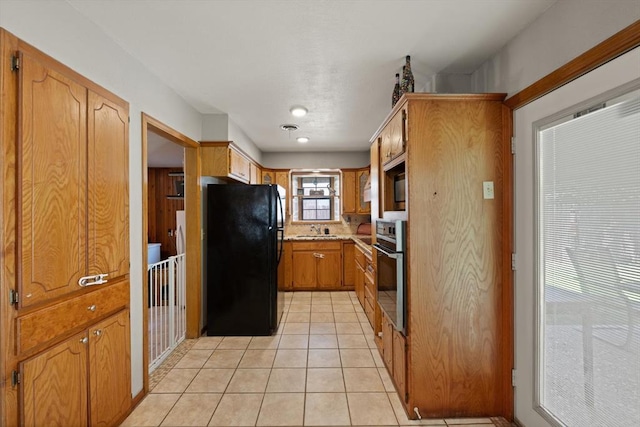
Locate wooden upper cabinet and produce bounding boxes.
[89,310,131,427]
[381,107,406,165]
[20,331,89,427]
[356,169,371,214]
[87,90,129,281]
[250,162,261,184]
[262,170,274,184]
[229,146,250,182]
[18,51,88,308]
[342,170,356,214]
[200,141,250,184]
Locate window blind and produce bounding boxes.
[537,89,640,426]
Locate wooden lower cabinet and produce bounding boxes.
[392,329,407,402]
[379,308,407,403]
[342,241,355,287]
[20,309,131,427]
[21,332,89,427]
[290,241,344,290]
[89,310,131,427]
[381,311,393,369]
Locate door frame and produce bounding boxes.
[141,113,201,393]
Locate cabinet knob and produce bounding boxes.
[93,329,102,337]
[378,332,383,338]
[80,337,89,344]
[88,304,97,312]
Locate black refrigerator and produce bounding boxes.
[206,184,284,336]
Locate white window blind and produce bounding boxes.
[537,89,640,426]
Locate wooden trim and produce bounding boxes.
[505,20,640,110]
[500,104,514,420]
[141,113,201,397]
[0,27,20,427]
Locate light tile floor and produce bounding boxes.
[122,291,514,427]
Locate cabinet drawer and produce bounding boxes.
[292,241,342,251]
[17,280,129,354]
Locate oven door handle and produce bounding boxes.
[373,243,402,259]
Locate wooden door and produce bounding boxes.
[21,332,89,427]
[89,309,131,427]
[18,50,88,308]
[292,251,317,288]
[342,170,356,214]
[87,90,129,281]
[316,251,342,288]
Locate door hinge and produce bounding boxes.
[510,136,516,155]
[11,370,20,387]
[512,369,516,387]
[9,289,18,307]
[511,253,517,271]
[11,55,20,71]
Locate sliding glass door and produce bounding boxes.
[514,47,640,427]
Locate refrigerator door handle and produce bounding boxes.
[277,229,284,265]
[276,189,284,229]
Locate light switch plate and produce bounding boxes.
[483,181,494,199]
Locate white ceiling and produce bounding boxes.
[67,0,556,153]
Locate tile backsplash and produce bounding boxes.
[284,214,371,236]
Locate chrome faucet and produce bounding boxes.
[310,224,322,235]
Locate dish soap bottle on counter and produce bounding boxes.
[392,73,401,107]
[400,55,414,94]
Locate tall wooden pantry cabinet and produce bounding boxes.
[0,29,132,426]
[371,93,513,420]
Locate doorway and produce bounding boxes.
[141,114,201,393]
[513,48,640,427]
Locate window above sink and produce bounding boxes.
[291,170,341,223]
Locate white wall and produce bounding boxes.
[471,0,640,96]
[262,151,370,169]
[201,113,229,140]
[0,0,203,398]
[228,119,263,164]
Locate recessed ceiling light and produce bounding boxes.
[296,137,310,143]
[290,106,308,117]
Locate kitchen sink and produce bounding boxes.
[296,234,337,238]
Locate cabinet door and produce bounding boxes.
[87,90,129,281]
[317,250,342,288]
[229,148,250,182]
[355,263,365,308]
[250,163,261,184]
[89,309,131,427]
[393,330,406,402]
[381,313,394,370]
[356,169,371,214]
[342,242,355,287]
[18,50,88,307]
[388,108,405,160]
[262,170,274,184]
[342,170,356,214]
[292,251,317,288]
[275,171,289,215]
[21,332,89,427]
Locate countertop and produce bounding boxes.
[284,234,373,254]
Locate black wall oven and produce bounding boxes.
[374,220,406,334]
